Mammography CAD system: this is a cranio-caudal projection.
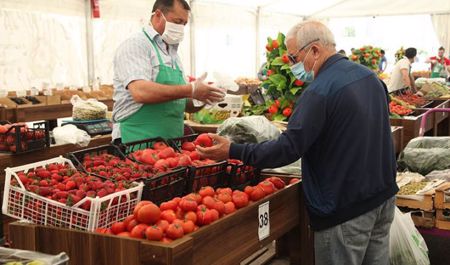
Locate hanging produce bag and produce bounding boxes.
[217,115,280,144]
[71,95,107,121]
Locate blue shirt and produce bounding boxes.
[230,55,398,230]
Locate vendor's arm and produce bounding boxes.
[401,69,411,88]
[197,90,326,168]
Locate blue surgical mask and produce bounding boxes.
[290,48,316,83]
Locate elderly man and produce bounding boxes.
[198,21,398,265]
[112,0,224,143]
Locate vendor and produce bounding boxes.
[388,47,417,92]
[112,0,225,143]
[426,46,450,78]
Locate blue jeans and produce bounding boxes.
[314,196,396,265]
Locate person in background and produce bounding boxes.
[111,0,225,144]
[426,46,450,78]
[257,62,268,81]
[197,20,397,265]
[338,49,346,56]
[388,47,417,92]
[378,49,387,72]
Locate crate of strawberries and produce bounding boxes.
[0,121,49,154]
[119,138,190,204]
[168,134,228,192]
[2,156,143,231]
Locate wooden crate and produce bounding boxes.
[396,192,435,212]
[8,179,314,265]
[434,182,450,210]
[391,126,404,154]
[435,209,450,231]
[390,109,434,147]
[410,210,435,228]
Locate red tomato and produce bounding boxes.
[160,200,178,211]
[268,177,286,189]
[189,151,201,161]
[202,196,216,209]
[181,220,195,234]
[217,193,232,203]
[289,178,300,185]
[184,211,197,223]
[122,215,135,228]
[140,149,158,165]
[224,202,236,214]
[158,147,177,159]
[199,186,215,197]
[156,219,169,232]
[161,237,173,244]
[258,180,276,195]
[110,222,126,235]
[232,192,249,209]
[137,203,161,225]
[116,231,131,237]
[166,223,184,239]
[160,209,177,223]
[133,201,153,219]
[212,199,225,215]
[216,187,232,196]
[130,224,148,239]
[153,142,168,150]
[250,186,266,201]
[181,141,196,152]
[126,219,139,232]
[179,197,198,212]
[194,133,213,147]
[196,209,214,226]
[145,225,163,241]
[185,193,202,204]
[210,209,219,221]
[177,155,192,167]
[244,186,254,197]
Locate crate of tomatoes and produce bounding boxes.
[168,134,228,192]
[0,121,50,154]
[2,156,143,231]
[119,138,190,204]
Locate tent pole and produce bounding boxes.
[85,0,95,86]
[256,6,261,75]
[189,0,196,76]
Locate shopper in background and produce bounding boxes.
[378,49,387,72]
[426,46,450,78]
[197,20,398,265]
[111,0,225,144]
[388,47,417,92]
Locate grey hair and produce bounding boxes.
[286,20,336,50]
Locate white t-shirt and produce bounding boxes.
[388,57,411,92]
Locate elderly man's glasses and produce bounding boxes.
[287,38,320,64]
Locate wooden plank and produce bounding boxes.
[391,126,404,154]
[410,211,435,228]
[435,209,450,230]
[8,222,38,251]
[435,182,450,210]
[396,195,434,211]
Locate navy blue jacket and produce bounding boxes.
[230,54,398,231]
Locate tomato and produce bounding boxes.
[172,219,184,226]
[156,219,170,232]
[177,155,192,167]
[160,200,178,211]
[268,177,286,189]
[133,201,153,219]
[196,209,214,226]
[224,202,236,214]
[289,178,300,185]
[172,197,182,205]
[179,197,198,212]
[189,151,201,161]
[212,199,225,215]
[210,209,219,221]
[282,54,289,64]
[111,222,126,235]
[282,108,292,117]
[130,224,148,239]
[126,219,139,232]
[267,69,273,76]
[232,192,249,209]
[95,227,108,234]
[268,105,278,114]
[216,193,231,203]
[185,193,202,204]
[166,223,184,239]
[145,225,163,241]
[184,211,197,223]
[244,186,254,197]
[153,142,168,150]
[137,203,161,225]
[272,40,279,49]
[122,215,135,228]
[194,133,213,147]
[294,79,304,87]
[161,237,173,244]
[167,157,179,168]
[258,180,276,195]
[250,186,266,201]
[116,231,131,238]
[266,43,272,51]
[158,147,177,159]
[202,196,216,209]
[199,186,215,197]
[154,159,169,172]
[181,141,196,152]
[216,187,232,196]
[181,220,195,234]
[160,209,177,223]
[140,149,158,165]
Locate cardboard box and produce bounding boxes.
[192,95,243,124]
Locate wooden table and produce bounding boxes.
[0,135,112,238]
[8,179,314,265]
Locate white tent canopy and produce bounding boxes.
[0,0,449,89]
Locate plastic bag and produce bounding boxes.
[397,137,450,175]
[389,207,430,265]
[53,125,91,147]
[217,115,280,144]
[71,95,107,121]
[0,246,69,265]
[425,169,450,182]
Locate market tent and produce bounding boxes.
[0,0,449,89]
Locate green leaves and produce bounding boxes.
[271,57,285,66]
[290,87,302,95]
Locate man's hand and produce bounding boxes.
[192,73,225,103]
[196,134,231,161]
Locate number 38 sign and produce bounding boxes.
[258,201,270,241]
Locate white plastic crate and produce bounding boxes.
[2,156,143,231]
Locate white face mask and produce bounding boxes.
[160,13,185,45]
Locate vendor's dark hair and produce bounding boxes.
[152,0,190,13]
[439,46,445,51]
[405,48,417,59]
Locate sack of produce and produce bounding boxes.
[71,95,107,121]
[0,246,69,265]
[217,115,280,144]
[398,137,450,175]
[389,207,430,265]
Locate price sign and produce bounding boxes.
[258,201,270,241]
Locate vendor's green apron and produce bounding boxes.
[431,61,445,78]
[120,30,186,143]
